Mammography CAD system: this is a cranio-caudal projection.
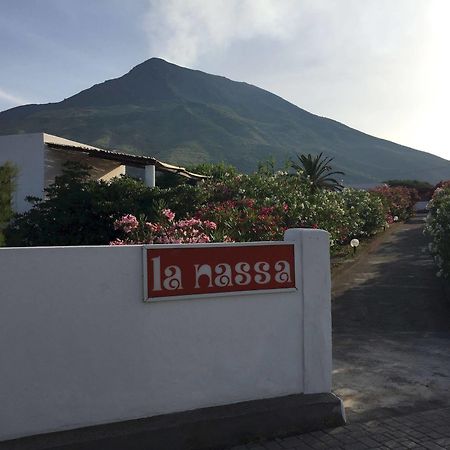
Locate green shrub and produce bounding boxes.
[5,162,160,246]
[5,162,415,252]
[341,188,386,239]
[425,184,450,278]
[188,162,238,180]
[185,172,387,251]
[371,185,419,221]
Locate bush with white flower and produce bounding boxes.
[3,161,418,249]
[112,171,398,253]
[425,183,450,278]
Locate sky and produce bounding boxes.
[0,0,449,159]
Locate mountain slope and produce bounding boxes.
[0,58,449,183]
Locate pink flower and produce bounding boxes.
[162,209,175,222]
[196,235,211,243]
[177,218,201,228]
[114,214,139,233]
[259,206,275,216]
[203,220,217,230]
[110,238,126,245]
[111,211,218,246]
[146,222,161,233]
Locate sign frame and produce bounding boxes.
[142,241,297,302]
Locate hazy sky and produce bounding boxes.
[1,0,449,159]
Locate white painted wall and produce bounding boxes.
[285,229,332,394]
[0,229,331,441]
[0,133,46,213]
[144,164,156,187]
[0,133,126,214]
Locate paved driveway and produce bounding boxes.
[332,215,450,422]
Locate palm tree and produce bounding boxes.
[290,152,344,192]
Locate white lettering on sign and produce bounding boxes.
[214,263,233,287]
[152,257,183,291]
[163,265,183,290]
[152,257,162,291]
[274,261,291,283]
[254,261,271,284]
[194,264,213,288]
[152,259,292,292]
[235,262,251,286]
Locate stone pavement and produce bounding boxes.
[229,406,450,449]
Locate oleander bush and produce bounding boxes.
[340,188,386,239]
[5,161,417,252]
[371,184,419,222]
[383,179,433,201]
[111,209,218,245]
[111,170,395,253]
[425,183,450,279]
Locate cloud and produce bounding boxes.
[0,88,28,107]
[143,0,302,66]
[142,0,428,71]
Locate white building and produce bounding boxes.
[0,133,206,213]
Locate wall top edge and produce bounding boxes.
[0,241,290,251]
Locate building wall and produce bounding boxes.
[0,133,126,214]
[44,147,125,188]
[0,133,45,213]
[0,229,331,441]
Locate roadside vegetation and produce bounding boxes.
[425,181,450,279]
[383,179,434,201]
[4,155,420,254]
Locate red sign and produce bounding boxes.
[144,244,296,301]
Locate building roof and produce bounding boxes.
[43,134,208,180]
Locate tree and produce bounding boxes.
[290,152,344,192]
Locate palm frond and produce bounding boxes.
[290,152,345,192]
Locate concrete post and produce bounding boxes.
[284,228,332,394]
[144,165,156,188]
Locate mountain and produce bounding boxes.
[0,57,449,183]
